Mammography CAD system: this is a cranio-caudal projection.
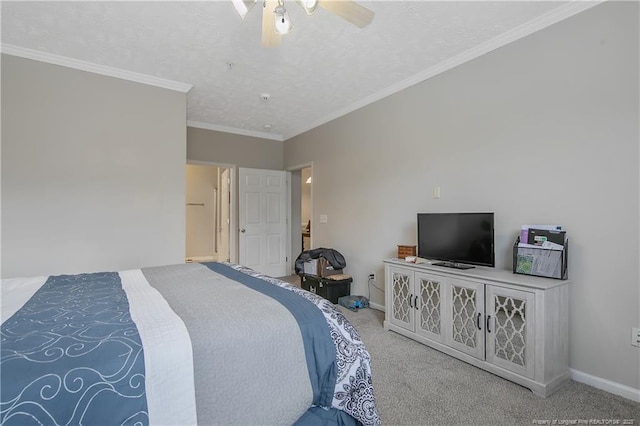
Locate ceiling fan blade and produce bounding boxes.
[231,0,257,20]
[319,1,374,28]
[262,0,282,48]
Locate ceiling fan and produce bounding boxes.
[231,0,375,47]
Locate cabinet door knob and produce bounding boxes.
[486,315,492,333]
[414,295,419,310]
[476,312,482,330]
[409,294,413,308]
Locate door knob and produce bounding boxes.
[240,228,246,233]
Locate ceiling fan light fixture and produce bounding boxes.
[274,4,294,35]
[296,0,319,15]
[231,0,257,20]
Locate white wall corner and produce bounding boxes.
[570,368,640,402]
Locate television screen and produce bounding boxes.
[417,212,495,268]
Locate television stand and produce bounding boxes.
[432,261,475,270]
[383,258,571,397]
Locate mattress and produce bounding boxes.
[0,262,381,425]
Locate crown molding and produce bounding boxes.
[187,121,284,142]
[2,1,603,140]
[1,44,193,93]
[284,0,604,140]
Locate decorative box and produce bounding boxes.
[397,245,417,258]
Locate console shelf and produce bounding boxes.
[383,258,570,397]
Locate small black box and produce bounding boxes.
[300,274,352,304]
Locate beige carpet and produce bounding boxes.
[340,307,639,425]
[277,274,640,425]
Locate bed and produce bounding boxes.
[1,262,381,425]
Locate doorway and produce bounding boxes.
[185,163,232,263]
[288,163,312,274]
[301,167,312,252]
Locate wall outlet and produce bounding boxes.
[632,328,640,347]
[368,272,376,281]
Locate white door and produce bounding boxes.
[239,168,288,277]
[218,168,231,262]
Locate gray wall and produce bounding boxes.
[1,55,187,277]
[187,126,283,169]
[284,2,639,392]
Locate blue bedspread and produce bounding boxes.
[1,272,148,425]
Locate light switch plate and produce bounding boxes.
[319,214,328,223]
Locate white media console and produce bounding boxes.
[383,258,570,397]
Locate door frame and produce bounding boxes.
[219,168,231,262]
[186,160,238,264]
[186,159,311,275]
[286,161,313,275]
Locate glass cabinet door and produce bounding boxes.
[486,286,535,378]
[447,279,485,360]
[389,267,414,331]
[415,272,444,343]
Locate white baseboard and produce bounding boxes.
[570,368,640,402]
[369,302,385,312]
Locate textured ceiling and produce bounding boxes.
[2,1,588,141]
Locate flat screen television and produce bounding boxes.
[417,212,495,269]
